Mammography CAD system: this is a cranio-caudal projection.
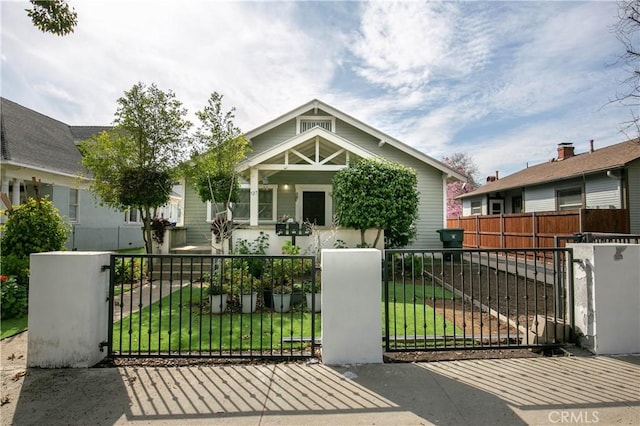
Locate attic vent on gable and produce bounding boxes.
[297,116,334,134]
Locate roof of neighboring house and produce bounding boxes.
[459,138,640,199]
[69,126,112,143]
[0,98,111,178]
[245,99,467,182]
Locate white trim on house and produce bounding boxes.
[296,115,335,134]
[230,184,278,223]
[244,99,467,183]
[238,127,375,172]
[295,184,333,226]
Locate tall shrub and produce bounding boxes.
[0,196,70,318]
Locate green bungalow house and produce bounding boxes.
[182,99,466,254]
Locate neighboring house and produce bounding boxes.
[182,99,466,254]
[0,98,182,250]
[458,139,640,233]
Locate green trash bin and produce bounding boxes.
[436,228,464,261]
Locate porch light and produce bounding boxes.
[283,184,289,190]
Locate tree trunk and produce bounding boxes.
[372,228,382,248]
[141,207,153,254]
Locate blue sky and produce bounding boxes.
[1,1,635,180]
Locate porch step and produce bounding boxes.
[170,245,212,255]
[150,253,215,281]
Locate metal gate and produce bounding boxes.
[106,253,318,360]
[383,248,574,352]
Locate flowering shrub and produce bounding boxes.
[0,275,27,319]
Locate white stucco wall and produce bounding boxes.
[321,249,383,364]
[28,252,111,367]
[231,227,384,256]
[570,243,640,355]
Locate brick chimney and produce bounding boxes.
[557,142,575,161]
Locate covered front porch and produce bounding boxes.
[205,126,382,254]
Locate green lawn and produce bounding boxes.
[0,315,28,340]
[384,283,461,339]
[112,286,321,353]
[386,282,455,302]
[112,283,458,353]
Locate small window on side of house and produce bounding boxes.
[125,209,141,224]
[557,187,582,211]
[471,201,482,215]
[68,188,79,222]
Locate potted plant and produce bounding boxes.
[303,279,321,313]
[207,282,229,314]
[235,277,259,314]
[272,284,292,313]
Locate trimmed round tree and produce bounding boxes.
[332,158,418,248]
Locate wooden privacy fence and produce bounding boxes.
[447,209,630,249]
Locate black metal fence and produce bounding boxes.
[108,254,319,359]
[383,248,574,352]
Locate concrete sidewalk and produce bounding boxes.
[2,333,639,425]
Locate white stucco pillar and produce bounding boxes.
[569,243,640,355]
[321,249,383,364]
[28,252,111,368]
[250,168,259,226]
[11,179,20,206]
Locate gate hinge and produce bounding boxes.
[99,341,109,352]
[101,264,111,272]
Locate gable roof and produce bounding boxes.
[459,138,640,199]
[238,126,375,172]
[245,99,467,182]
[1,98,87,177]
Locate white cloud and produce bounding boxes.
[350,2,495,91]
[1,0,633,183]
[1,1,338,128]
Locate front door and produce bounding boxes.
[303,191,325,225]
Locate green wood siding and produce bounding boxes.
[183,182,210,246]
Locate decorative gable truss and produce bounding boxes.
[237,126,376,225]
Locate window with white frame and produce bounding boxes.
[125,209,141,224]
[557,187,582,211]
[297,116,335,134]
[68,188,79,222]
[230,185,277,222]
[470,201,482,215]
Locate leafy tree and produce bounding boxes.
[184,92,250,205]
[442,153,479,218]
[26,0,78,36]
[613,0,640,136]
[332,158,418,248]
[79,82,191,253]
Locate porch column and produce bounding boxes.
[11,179,21,206]
[249,168,259,226]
